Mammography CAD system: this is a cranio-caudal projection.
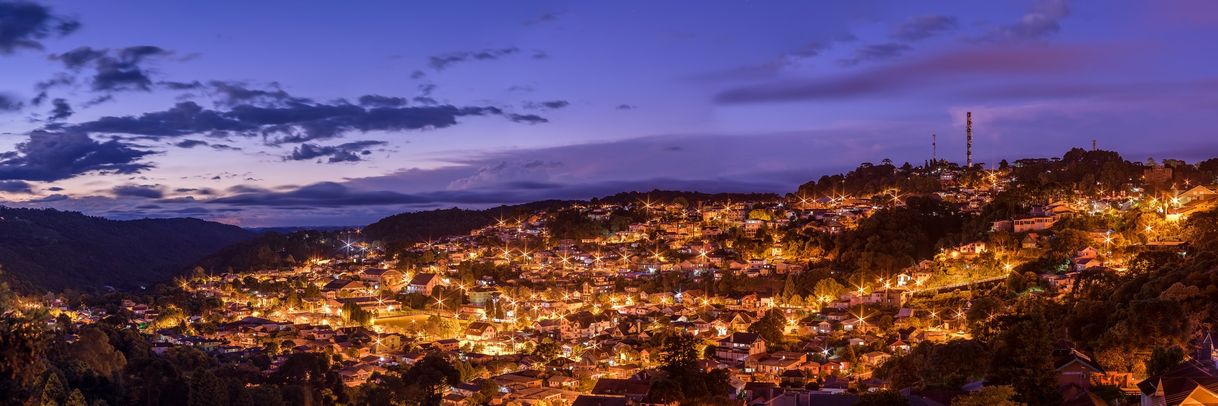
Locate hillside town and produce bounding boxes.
[7,0,1218,404]
[10,150,1218,406]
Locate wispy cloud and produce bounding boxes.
[0,1,79,54]
[284,140,388,163]
[428,47,521,70]
[716,45,1103,103]
[49,46,175,91]
[891,15,958,42]
[980,0,1070,42]
[839,43,912,66]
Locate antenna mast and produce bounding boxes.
[966,112,973,168]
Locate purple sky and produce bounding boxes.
[1,0,1217,226]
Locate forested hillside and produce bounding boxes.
[0,207,254,291]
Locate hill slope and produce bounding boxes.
[0,207,255,291]
[363,190,780,248]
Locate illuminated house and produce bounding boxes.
[322,279,367,299]
[1013,216,1056,233]
[716,332,766,364]
[406,273,438,295]
[590,378,651,404]
[1136,361,1218,406]
[463,322,496,341]
[359,269,403,290]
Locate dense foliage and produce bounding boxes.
[0,207,253,291]
[545,207,646,240]
[1008,148,1143,196]
[796,160,943,198]
[350,354,463,406]
[824,196,966,277]
[646,332,734,404]
[195,230,340,273]
[364,207,507,252]
[878,205,1218,404]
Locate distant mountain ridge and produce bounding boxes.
[246,225,355,234]
[0,206,255,291]
[196,190,780,274]
[363,190,781,248]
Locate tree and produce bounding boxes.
[274,352,331,386]
[813,279,845,303]
[829,197,966,276]
[1,314,48,401]
[64,389,87,406]
[781,276,797,303]
[263,341,281,356]
[422,315,460,338]
[401,354,461,406]
[953,385,1018,406]
[532,339,560,361]
[965,296,1003,335]
[925,340,990,389]
[188,370,228,406]
[875,344,926,389]
[284,289,302,309]
[68,327,127,378]
[39,373,67,406]
[748,209,773,221]
[876,338,989,391]
[546,209,607,240]
[987,308,1061,405]
[747,309,787,345]
[469,380,500,405]
[248,386,286,406]
[650,333,732,404]
[1185,209,1218,252]
[341,301,372,326]
[1146,346,1185,376]
[0,267,14,312]
[659,333,701,370]
[280,385,314,406]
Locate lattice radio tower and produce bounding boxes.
[965,112,973,168]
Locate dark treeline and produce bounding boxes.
[823,196,967,278]
[365,191,779,252]
[194,230,342,274]
[796,160,945,198]
[0,207,253,292]
[796,148,1218,200]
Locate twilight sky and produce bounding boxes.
[1,0,1217,226]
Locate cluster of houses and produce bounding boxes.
[34,170,1216,405]
[86,194,977,404]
